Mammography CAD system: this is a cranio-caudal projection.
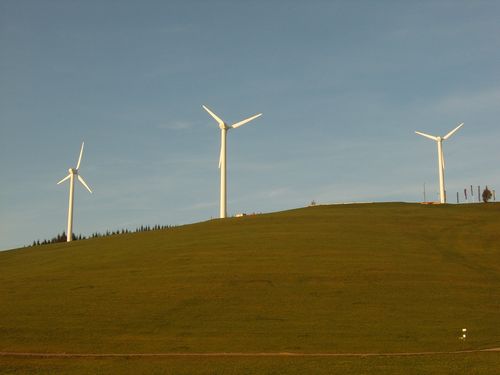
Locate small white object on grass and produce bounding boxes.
[459,328,467,340]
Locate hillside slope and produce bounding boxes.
[1,203,500,355]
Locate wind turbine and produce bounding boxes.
[202,105,262,218]
[57,142,93,242]
[415,123,464,204]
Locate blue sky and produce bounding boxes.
[1,0,499,250]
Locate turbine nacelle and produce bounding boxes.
[69,168,77,174]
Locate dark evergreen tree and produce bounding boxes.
[483,186,492,203]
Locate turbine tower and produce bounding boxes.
[57,142,93,242]
[202,105,262,218]
[415,123,463,204]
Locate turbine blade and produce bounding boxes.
[415,131,438,141]
[218,145,223,169]
[57,174,71,185]
[443,122,464,140]
[76,141,84,169]
[77,175,92,193]
[441,148,445,170]
[231,113,262,129]
[202,105,224,126]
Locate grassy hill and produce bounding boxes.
[1,203,500,374]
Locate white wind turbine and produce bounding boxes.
[415,123,464,204]
[57,142,93,242]
[202,105,262,218]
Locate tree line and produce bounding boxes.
[30,224,174,247]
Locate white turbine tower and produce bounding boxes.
[202,105,262,218]
[415,123,464,204]
[57,142,93,242]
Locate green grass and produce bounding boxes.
[1,203,500,373]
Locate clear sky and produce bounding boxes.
[1,0,499,250]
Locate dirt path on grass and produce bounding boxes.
[1,348,499,358]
